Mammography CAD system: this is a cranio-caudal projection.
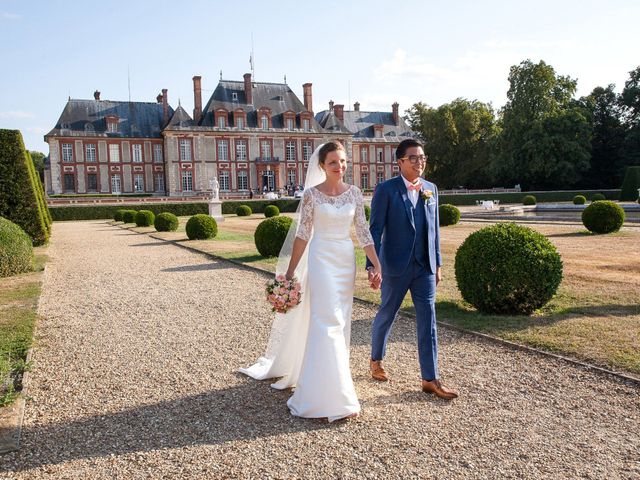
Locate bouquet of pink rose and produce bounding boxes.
[266,275,303,314]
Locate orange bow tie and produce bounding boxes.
[407,183,422,191]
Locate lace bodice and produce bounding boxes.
[295,185,373,247]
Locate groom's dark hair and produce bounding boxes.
[395,138,424,160]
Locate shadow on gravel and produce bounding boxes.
[130,242,166,248]
[0,382,333,473]
[162,263,234,273]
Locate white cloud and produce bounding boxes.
[25,126,49,135]
[0,111,34,119]
[1,12,21,20]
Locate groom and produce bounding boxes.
[366,138,458,399]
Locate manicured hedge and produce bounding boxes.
[264,205,280,218]
[135,210,155,227]
[582,201,625,234]
[221,199,300,214]
[236,205,252,216]
[50,202,210,221]
[0,129,50,245]
[186,214,217,240]
[154,212,179,232]
[0,217,33,278]
[620,166,640,201]
[439,204,461,226]
[254,216,293,257]
[573,195,586,205]
[438,189,620,206]
[49,193,153,198]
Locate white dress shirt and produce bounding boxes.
[401,175,421,208]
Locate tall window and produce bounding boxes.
[377,172,385,185]
[132,144,142,163]
[109,144,120,162]
[361,172,369,190]
[285,141,295,161]
[219,171,230,191]
[134,174,144,192]
[377,148,383,163]
[263,170,275,191]
[153,144,163,163]
[261,115,269,130]
[180,139,191,161]
[62,143,73,163]
[303,141,312,161]
[236,117,244,129]
[361,147,368,163]
[261,141,271,159]
[303,119,310,131]
[218,116,226,128]
[217,140,229,161]
[87,173,98,192]
[85,144,96,162]
[286,118,294,130]
[107,121,118,133]
[288,169,296,186]
[111,174,121,194]
[154,172,165,192]
[236,140,247,160]
[63,173,75,191]
[181,170,193,192]
[237,171,248,190]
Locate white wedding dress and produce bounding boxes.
[240,184,373,421]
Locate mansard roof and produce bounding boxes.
[315,110,351,134]
[165,105,195,128]
[46,99,173,139]
[200,80,324,132]
[315,109,416,142]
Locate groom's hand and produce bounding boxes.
[436,266,442,286]
[367,268,381,290]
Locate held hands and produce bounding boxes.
[367,267,382,290]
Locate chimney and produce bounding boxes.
[243,73,253,105]
[392,102,400,126]
[302,83,313,113]
[94,90,101,101]
[162,88,169,125]
[329,100,334,111]
[334,104,344,122]
[156,93,163,103]
[354,101,360,111]
[193,76,202,124]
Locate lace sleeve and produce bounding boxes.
[353,187,374,247]
[295,189,314,241]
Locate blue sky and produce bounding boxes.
[1,0,639,153]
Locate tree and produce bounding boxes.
[619,66,640,169]
[29,150,46,183]
[576,85,626,188]
[405,99,499,189]
[496,60,591,190]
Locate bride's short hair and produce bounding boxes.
[318,141,345,164]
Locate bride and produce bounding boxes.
[240,141,382,421]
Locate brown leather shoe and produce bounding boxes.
[421,379,458,399]
[370,359,389,381]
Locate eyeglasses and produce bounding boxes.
[401,155,428,164]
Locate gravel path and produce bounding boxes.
[1,221,638,479]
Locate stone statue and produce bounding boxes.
[209,177,220,201]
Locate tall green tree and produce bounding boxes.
[577,85,626,188]
[496,60,591,190]
[406,98,499,189]
[619,66,640,169]
[29,150,46,183]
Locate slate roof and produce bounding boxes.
[315,109,416,142]
[199,80,324,132]
[46,99,173,138]
[315,110,351,134]
[165,104,195,128]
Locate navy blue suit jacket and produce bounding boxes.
[366,176,442,276]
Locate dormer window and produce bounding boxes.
[237,117,244,129]
[215,109,228,129]
[84,123,94,133]
[232,92,238,101]
[258,107,272,130]
[234,109,246,130]
[261,114,269,130]
[218,116,226,128]
[373,124,384,138]
[286,118,294,130]
[105,116,119,133]
[303,119,310,132]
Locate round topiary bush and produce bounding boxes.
[364,205,371,222]
[236,205,252,216]
[573,195,586,205]
[439,204,461,226]
[186,214,218,240]
[264,205,280,218]
[154,212,179,232]
[591,193,606,201]
[0,217,34,278]
[135,210,155,227]
[454,223,563,315]
[114,209,128,222]
[522,195,536,206]
[581,200,625,234]
[254,216,293,257]
[122,210,138,223]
